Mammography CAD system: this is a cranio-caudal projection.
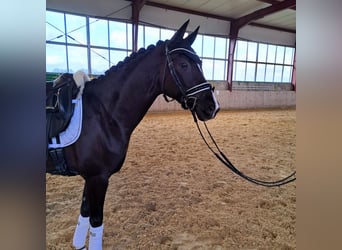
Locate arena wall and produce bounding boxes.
[149,81,296,112]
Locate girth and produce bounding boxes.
[47,148,78,176]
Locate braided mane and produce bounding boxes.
[103,40,165,76]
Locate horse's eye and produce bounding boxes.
[180,63,188,69]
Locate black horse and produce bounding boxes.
[47,20,219,250]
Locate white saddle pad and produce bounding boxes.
[48,97,83,148]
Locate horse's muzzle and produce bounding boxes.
[208,91,220,120]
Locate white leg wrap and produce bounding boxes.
[89,224,104,250]
[72,215,90,249]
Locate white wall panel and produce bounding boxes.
[239,25,295,46]
[47,0,131,20]
[149,91,296,112]
[140,6,230,36]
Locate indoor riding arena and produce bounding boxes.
[46,0,296,249]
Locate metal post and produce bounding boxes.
[132,0,146,52]
[291,48,296,91]
[227,38,237,92]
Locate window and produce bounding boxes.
[265,64,275,82]
[284,47,294,65]
[46,10,295,83]
[282,66,293,82]
[89,18,108,47]
[203,35,215,58]
[91,48,110,75]
[110,21,129,49]
[67,46,88,73]
[137,25,145,49]
[192,34,203,56]
[215,37,227,59]
[213,60,226,80]
[247,42,257,61]
[46,43,67,72]
[275,46,285,64]
[160,28,175,41]
[236,41,247,61]
[46,10,132,75]
[256,64,266,82]
[110,50,128,66]
[274,65,283,82]
[46,11,65,43]
[136,24,229,81]
[233,39,295,83]
[234,62,246,81]
[66,14,87,45]
[202,59,214,80]
[267,45,276,63]
[145,26,160,47]
[258,44,267,63]
[246,63,256,81]
[198,35,228,81]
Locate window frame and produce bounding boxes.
[46,10,295,83]
[46,10,132,75]
[233,39,295,83]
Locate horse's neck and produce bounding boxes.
[115,68,161,133]
[88,50,163,134]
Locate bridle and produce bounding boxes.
[162,43,213,111]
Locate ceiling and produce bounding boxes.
[144,0,296,33]
[46,0,296,33]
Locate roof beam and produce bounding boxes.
[131,0,146,51]
[145,1,233,22]
[257,0,296,10]
[232,0,296,31]
[132,0,146,23]
[249,22,295,34]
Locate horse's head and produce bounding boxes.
[162,20,220,122]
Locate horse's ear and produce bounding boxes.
[169,19,190,43]
[184,26,199,45]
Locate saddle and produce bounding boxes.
[46,73,79,139]
[46,71,89,176]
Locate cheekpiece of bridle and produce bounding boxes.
[163,43,213,112]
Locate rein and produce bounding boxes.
[191,111,296,187]
[162,43,296,187]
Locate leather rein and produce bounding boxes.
[193,116,296,187]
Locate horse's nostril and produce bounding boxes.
[209,104,216,113]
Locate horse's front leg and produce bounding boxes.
[86,174,109,250]
[73,183,90,250]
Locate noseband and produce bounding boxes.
[163,44,213,111]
